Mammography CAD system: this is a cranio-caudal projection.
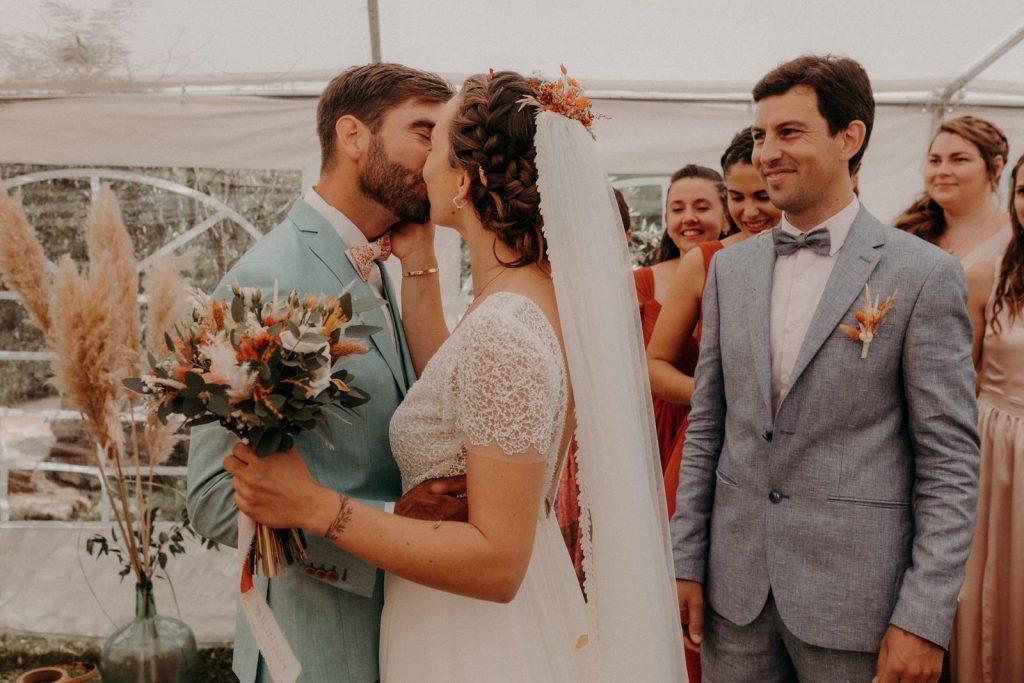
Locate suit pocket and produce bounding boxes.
[716,469,740,488]
[826,495,909,509]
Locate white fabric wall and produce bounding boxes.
[4,96,1024,223]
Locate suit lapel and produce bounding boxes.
[290,200,408,395]
[781,209,884,402]
[745,233,776,415]
[378,266,409,397]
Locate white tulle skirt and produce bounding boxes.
[379,515,591,682]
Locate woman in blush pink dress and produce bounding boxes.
[952,152,1024,683]
[895,115,1011,269]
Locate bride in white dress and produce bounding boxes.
[228,70,686,682]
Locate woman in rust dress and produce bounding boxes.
[635,165,729,469]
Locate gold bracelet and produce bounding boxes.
[405,267,439,277]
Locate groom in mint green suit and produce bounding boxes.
[187,64,455,682]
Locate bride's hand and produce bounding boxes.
[225,443,322,529]
[389,220,436,267]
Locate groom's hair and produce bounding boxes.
[318,63,453,171]
[752,55,874,175]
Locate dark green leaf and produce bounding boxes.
[231,295,244,324]
[122,377,147,394]
[255,429,283,457]
[182,397,204,417]
[344,324,382,338]
[187,414,221,427]
[207,392,230,416]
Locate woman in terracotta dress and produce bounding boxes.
[646,128,782,683]
[635,165,728,469]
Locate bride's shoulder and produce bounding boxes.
[460,292,559,353]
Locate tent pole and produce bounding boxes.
[368,0,382,63]
[932,20,1024,128]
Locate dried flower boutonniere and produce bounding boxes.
[839,283,897,359]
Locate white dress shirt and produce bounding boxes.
[303,187,395,343]
[770,197,860,413]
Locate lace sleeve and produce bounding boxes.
[452,306,565,461]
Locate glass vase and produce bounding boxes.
[100,580,199,683]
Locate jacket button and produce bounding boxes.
[768,491,782,504]
[326,570,339,582]
[762,430,773,442]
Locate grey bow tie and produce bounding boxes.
[773,227,831,257]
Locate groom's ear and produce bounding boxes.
[335,115,369,163]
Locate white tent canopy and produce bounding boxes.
[2,0,1024,222]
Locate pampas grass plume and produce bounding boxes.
[49,255,126,457]
[143,249,194,357]
[86,186,140,375]
[0,182,52,337]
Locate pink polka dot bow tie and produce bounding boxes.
[345,233,393,281]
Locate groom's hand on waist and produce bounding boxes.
[394,475,468,522]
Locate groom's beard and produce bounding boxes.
[358,135,430,224]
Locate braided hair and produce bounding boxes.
[449,71,544,267]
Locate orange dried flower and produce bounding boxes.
[330,340,368,360]
[519,65,606,137]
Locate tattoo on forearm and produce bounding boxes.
[324,493,353,541]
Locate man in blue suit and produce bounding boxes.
[187,63,460,683]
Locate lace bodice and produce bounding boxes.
[389,292,568,499]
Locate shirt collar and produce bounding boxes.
[778,196,860,256]
[303,187,368,249]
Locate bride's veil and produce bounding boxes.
[535,111,688,681]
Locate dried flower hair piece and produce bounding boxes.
[518,64,606,138]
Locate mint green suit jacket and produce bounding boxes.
[186,199,413,683]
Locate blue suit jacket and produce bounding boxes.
[187,198,414,682]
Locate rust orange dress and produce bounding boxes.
[664,241,723,519]
[634,266,699,470]
[662,241,723,683]
[555,262,700,588]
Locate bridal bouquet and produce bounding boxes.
[124,282,382,576]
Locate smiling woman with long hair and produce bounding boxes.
[635,166,727,469]
[894,115,1011,268]
[951,152,1024,682]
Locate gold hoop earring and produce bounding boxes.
[452,196,467,210]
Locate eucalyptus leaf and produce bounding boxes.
[187,413,220,427]
[255,428,283,457]
[351,297,387,314]
[339,293,353,319]
[344,324,382,338]
[122,377,147,394]
[231,295,244,324]
[207,393,230,416]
